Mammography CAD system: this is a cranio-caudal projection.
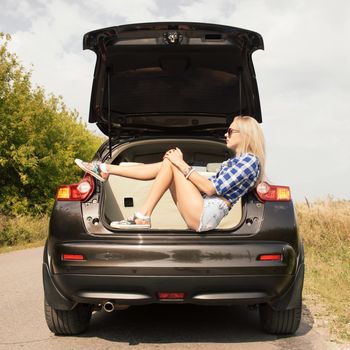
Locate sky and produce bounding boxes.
[1,0,349,202]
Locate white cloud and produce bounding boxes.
[7,0,101,121]
[1,0,41,18]
[84,0,159,22]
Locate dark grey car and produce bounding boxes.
[43,22,304,336]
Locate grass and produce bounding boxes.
[0,214,49,253]
[296,198,350,342]
[0,199,349,341]
[0,238,47,254]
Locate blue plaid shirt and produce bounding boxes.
[209,153,260,205]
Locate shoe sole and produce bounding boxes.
[75,159,106,182]
[110,222,151,229]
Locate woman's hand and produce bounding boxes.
[163,147,184,168]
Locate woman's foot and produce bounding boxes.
[110,212,151,229]
[75,159,109,182]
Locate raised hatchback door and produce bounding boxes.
[83,22,264,137]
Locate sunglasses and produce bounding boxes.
[227,127,240,137]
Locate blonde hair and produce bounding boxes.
[234,115,266,182]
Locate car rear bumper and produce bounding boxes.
[52,270,293,305]
[43,241,302,309]
[43,262,304,311]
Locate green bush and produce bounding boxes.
[0,33,104,215]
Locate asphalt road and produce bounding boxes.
[0,247,347,350]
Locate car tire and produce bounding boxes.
[44,299,92,335]
[259,300,302,335]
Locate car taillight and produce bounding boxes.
[158,292,186,299]
[56,174,94,201]
[257,254,282,261]
[62,254,85,261]
[255,182,291,202]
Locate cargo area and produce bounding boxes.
[102,139,243,230]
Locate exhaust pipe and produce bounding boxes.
[103,301,115,313]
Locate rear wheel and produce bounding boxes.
[259,300,302,334]
[44,299,92,335]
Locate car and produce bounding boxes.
[43,22,304,336]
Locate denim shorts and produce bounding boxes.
[197,195,230,232]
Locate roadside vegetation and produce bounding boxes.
[297,198,350,342]
[0,214,48,253]
[0,32,103,250]
[0,33,103,217]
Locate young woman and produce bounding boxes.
[75,115,265,232]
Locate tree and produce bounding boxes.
[0,33,104,215]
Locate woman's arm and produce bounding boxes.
[164,148,217,196]
[184,169,217,196]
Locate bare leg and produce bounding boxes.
[106,162,162,180]
[139,159,174,216]
[139,159,204,230]
[169,164,204,230]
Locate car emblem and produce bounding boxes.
[163,31,183,44]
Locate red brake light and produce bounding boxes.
[158,292,186,299]
[56,174,94,201]
[62,254,85,261]
[257,254,282,261]
[256,182,291,202]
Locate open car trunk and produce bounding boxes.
[101,138,243,230]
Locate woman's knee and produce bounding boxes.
[162,158,179,173]
[162,158,172,167]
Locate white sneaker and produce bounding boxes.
[110,212,151,229]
